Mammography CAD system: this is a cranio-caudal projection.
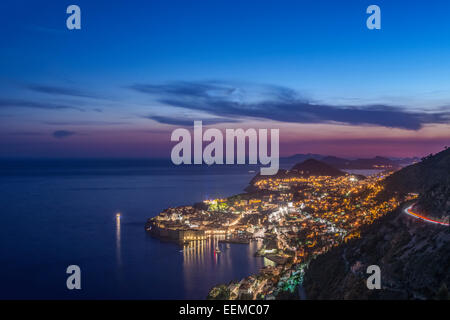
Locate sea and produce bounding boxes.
[0,159,382,299]
[0,159,270,299]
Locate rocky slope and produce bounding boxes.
[303,147,450,300]
[382,147,450,219]
[303,207,450,299]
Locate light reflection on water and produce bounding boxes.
[0,172,268,299]
[116,214,121,267]
[181,237,267,296]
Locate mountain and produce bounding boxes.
[389,156,421,167]
[303,147,450,300]
[280,154,416,170]
[247,159,346,190]
[320,156,352,168]
[303,208,450,299]
[382,147,450,219]
[279,154,326,169]
[322,156,400,170]
[291,159,346,177]
[282,153,324,162]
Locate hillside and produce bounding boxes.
[303,148,450,300]
[303,208,450,299]
[291,159,345,177]
[322,156,400,170]
[279,154,417,170]
[382,147,450,219]
[248,159,345,188]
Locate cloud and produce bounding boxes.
[27,84,97,99]
[0,99,84,111]
[44,120,129,126]
[145,115,240,126]
[7,131,44,136]
[130,81,450,130]
[52,130,76,139]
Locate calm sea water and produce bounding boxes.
[0,161,267,299]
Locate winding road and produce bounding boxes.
[403,204,449,226]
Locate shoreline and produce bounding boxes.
[145,162,410,300]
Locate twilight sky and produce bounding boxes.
[0,0,449,158]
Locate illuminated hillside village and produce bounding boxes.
[146,160,418,300]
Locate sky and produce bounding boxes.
[0,0,449,158]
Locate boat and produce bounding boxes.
[215,246,221,253]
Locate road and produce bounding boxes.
[403,204,449,226]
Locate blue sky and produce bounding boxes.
[0,0,449,158]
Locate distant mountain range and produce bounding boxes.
[0,155,420,176]
[248,158,348,190]
[303,147,450,300]
[250,154,408,188]
[280,154,420,170]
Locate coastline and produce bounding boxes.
[144,160,416,300]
